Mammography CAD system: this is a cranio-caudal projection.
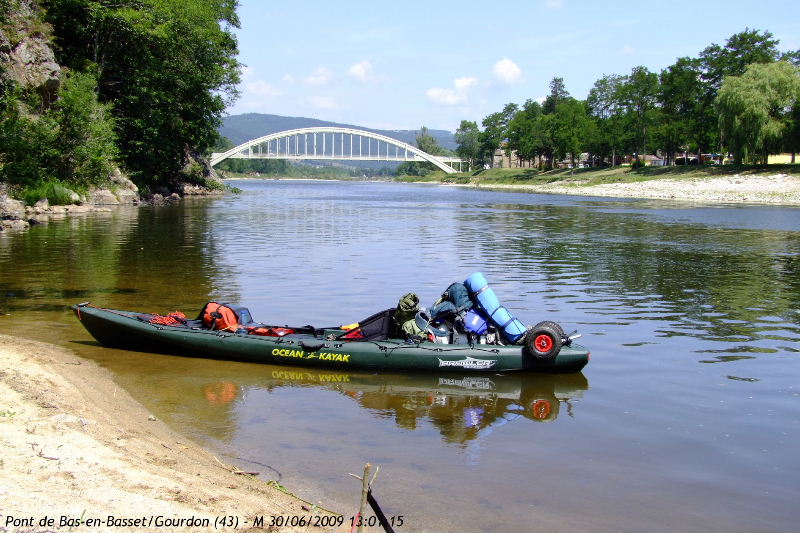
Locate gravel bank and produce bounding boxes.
[476,174,800,205]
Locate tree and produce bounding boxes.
[618,66,659,160]
[481,102,518,167]
[586,74,627,165]
[700,28,782,92]
[44,0,242,186]
[658,57,704,164]
[506,99,543,167]
[543,77,570,114]
[51,70,117,186]
[454,120,482,170]
[716,61,800,164]
[415,126,445,156]
[697,28,783,157]
[551,98,590,167]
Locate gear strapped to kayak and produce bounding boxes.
[73,275,587,371]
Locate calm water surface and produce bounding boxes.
[1,180,799,532]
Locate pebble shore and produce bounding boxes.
[476,173,800,205]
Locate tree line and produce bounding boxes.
[1,0,240,199]
[454,29,800,170]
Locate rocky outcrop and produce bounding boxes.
[0,2,61,104]
[0,195,26,219]
[3,35,60,102]
[86,169,140,205]
[178,149,226,195]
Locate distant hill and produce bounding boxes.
[219,113,457,151]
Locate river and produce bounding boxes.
[1,179,798,532]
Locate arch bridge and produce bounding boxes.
[210,127,465,174]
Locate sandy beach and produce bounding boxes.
[0,335,343,533]
[471,173,800,204]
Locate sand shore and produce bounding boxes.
[471,173,800,204]
[0,335,342,533]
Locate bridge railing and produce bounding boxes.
[210,127,465,173]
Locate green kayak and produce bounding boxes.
[72,303,590,373]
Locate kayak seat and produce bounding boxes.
[338,308,397,341]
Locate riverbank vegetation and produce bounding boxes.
[1,0,240,203]
[448,29,799,172]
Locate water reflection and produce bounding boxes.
[248,369,588,444]
[89,346,588,446]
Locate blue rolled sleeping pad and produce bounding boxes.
[464,272,527,343]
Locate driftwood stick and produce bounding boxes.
[357,463,371,533]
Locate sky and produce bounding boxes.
[226,0,800,132]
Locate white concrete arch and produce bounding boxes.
[210,127,462,174]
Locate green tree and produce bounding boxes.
[697,28,783,157]
[542,76,570,114]
[0,71,116,191]
[51,70,117,186]
[44,0,241,187]
[415,126,445,155]
[481,102,518,167]
[716,61,800,164]
[552,98,590,167]
[618,66,659,160]
[586,74,627,165]
[507,99,544,167]
[454,120,482,170]
[658,57,704,164]
[0,81,59,186]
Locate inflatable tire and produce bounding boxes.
[524,322,563,360]
[533,320,565,339]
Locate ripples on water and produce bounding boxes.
[1,180,799,532]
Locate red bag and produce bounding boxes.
[149,311,186,327]
[247,326,295,337]
[201,302,239,331]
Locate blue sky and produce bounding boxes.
[227,0,800,132]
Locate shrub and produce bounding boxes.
[20,179,78,206]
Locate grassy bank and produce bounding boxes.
[396,163,800,187]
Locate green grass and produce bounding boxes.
[19,180,83,206]
[396,163,800,187]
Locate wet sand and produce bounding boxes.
[0,335,343,532]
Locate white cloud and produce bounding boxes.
[454,76,478,90]
[427,87,466,105]
[427,76,477,105]
[282,73,296,83]
[621,44,635,55]
[348,60,375,82]
[305,67,332,85]
[492,58,522,85]
[309,95,337,109]
[545,0,563,8]
[244,80,281,97]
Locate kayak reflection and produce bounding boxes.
[202,369,589,445]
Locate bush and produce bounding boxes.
[20,179,79,206]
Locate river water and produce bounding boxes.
[1,179,798,532]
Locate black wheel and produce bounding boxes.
[524,322,563,360]
[532,320,565,339]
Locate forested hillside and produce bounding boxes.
[0,0,240,201]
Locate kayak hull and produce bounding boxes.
[72,304,590,373]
